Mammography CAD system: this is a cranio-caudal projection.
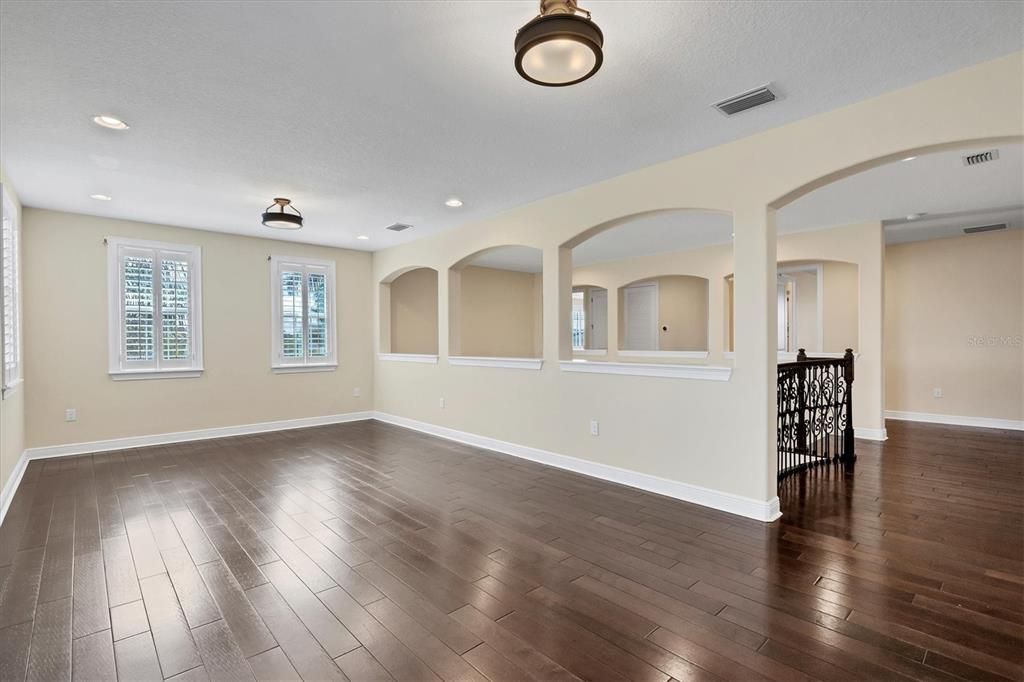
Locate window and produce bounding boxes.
[107,237,203,379]
[1,187,21,393]
[270,255,336,372]
[571,290,586,350]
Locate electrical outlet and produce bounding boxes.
[439,397,446,409]
[933,387,943,398]
[65,408,77,422]
[352,387,361,397]
[590,419,599,436]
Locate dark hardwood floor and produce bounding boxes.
[0,418,1021,681]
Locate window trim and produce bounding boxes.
[0,184,22,397]
[269,254,338,373]
[106,236,204,380]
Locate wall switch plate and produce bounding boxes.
[439,397,446,409]
[933,387,943,398]
[590,419,599,436]
[65,408,77,422]
[352,387,361,397]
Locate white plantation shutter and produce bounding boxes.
[1,187,21,391]
[108,238,203,378]
[271,256,336,369]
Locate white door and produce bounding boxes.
[623,283,658,350]
[590,289,607,349]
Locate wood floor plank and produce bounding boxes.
[139,572,203,678]
[192,618,257,681]
[26,596,72,681]
[196,560,277,658]
[71,629,116,682]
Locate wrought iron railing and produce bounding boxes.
[777,348,856,482]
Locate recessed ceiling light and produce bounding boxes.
[901,156,917,162]
[905,212,928,221]
[89,193,112,201]
[357,235,369,240]
[261,197,303,229]
[445,197,463,208]
[515,0,603,87]
[92,115,129,130]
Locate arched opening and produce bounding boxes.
[449,245,544,359]
[564,209,733,362]
[379,267,438,355]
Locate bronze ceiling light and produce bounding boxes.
[515,0,603,87]
[261,197,303,230]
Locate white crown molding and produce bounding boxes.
[21,411,374,461]
[854,427,888,441]
[617,350,709,360]
[377,353,439,364]
[885,410,1023,431]
[448,356,543,370]
[560,360,731,381]
[372,411,780,522]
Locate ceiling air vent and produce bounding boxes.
[962,149,999,166]
[963,223,1007,234]
[385,223,413,232]
[714,85,776,116]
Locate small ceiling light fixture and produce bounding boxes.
[905,212,928,221]
[445,197,464,208]
[901,156,917,162]
[357,235,369,240]
[92,115,130,130]
[261,197,303,230]
[89,193,113,201]
[515,0,603,87]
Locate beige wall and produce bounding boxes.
[22,209,374,448]
[886,230,1023,421]
[615,276,709,351]
[388,267,438,354]
[822,262,859,352]
[1,168,25,507]
[453,265,542,357]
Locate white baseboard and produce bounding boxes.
[854,427,888,441]
[0,449,29,529]
[21,411,374,461]
[372,411,781,523]
[885,410,1024,431]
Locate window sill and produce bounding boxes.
[1,378,24,398]
[448,356,543,370]
[272,363,338,374]
[378,353,439,364]
[560,360,731,381]
[617,350,709,360]
[110,369,204,381]
[572,349,608,356]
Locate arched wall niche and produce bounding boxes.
[379,266,439,355]
[448,245,544,358]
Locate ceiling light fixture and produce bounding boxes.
[445,197,464,208]
[92,115,130,130]
[261,198,303,230]
[89,193,112,201]
[357,235,369,240]
[901,156,917,162]
[905,212,928,221]
[515,0,603,87]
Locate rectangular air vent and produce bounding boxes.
[714,85,776,116]
[962,149,999,166]
[385,223,413,232]
[963,223,1007,234]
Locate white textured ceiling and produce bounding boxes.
[1,1,1021,252]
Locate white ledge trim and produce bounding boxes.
[560,360,731,381]
[885,410,1023,431]
[572,349,608,356]
[373,412,780,522]
[448,356,543,370]
[110,369,203,381]
[618,350,709,360]
[271,363,338,374]
[378,353,439,364]
[723,351,860,361]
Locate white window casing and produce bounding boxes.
[1,186,22,395]
[107,237,204,380]
[270,255,337,372]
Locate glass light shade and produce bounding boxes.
[515,14,603,87]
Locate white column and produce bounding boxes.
[545,245,573,361]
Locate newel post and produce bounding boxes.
[843,348,856,466]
